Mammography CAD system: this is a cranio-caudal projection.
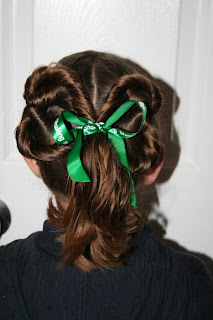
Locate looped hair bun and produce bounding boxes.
[100,74,162,120]
[99,74,163,177]
[16,64,95,161]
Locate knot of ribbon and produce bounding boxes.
[51,100,147,208]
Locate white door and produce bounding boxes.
[0,0,213,262]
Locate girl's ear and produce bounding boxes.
[23,157,42,179]
[141,145,165,185]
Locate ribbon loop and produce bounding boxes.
[51,100,147,208]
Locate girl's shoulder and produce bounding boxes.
[129,231,213,318]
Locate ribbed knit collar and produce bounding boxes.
[38,219,153,258]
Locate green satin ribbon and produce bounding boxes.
[51,100,147,208]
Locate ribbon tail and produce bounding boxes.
[108,133,137,208]
[67,130,91,182]
[130,186,138,208]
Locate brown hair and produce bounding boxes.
[16,51,163,271]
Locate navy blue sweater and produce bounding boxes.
[0,220,213,320]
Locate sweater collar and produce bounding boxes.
[38,219,153,257]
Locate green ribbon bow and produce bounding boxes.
[51,100,147,208]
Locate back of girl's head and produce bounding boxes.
[16,50,163,271]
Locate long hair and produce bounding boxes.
[16,51,163,271]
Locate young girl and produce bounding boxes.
[0,51,212,319]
